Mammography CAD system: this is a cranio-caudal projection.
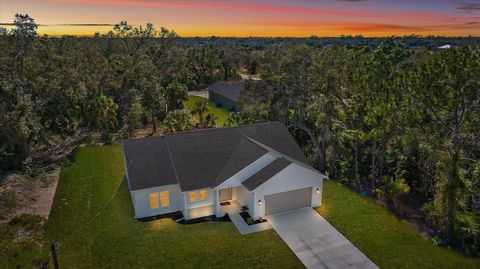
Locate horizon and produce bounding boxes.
[1,0,480,37]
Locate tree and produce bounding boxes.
[87,95,118,141]
[408,46,480,238]
[190,100,209,127]
[163,111,193,133]
[248,59,258,75]
[0,81,35,169]
[164,81,188,111]
[219,45,242,81]
[142,86,163,134]
[205,113,217,128]
[123,102,143,137]
[11,13,38,37]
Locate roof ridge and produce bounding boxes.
[244,135,323,176]
[212,135,267,187]
[163,121,281,136]
[120,122,282,144]
[164,138,181,186]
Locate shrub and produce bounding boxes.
[246,217,254,225]
[164,111,193,133]
[384,176,410,199]
[453,211,480,256]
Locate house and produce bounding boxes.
[208,81,245,112]
[122,122,327,221]
[438,44,452,49]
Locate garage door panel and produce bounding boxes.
[265,187,311,215]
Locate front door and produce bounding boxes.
[219,187,232,202]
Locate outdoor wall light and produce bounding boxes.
[258,199,262,205]
[316,188,320,194]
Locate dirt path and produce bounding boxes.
[0,169,59,223]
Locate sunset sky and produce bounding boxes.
[1,0,480,37]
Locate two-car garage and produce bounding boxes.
[264,187,312,216]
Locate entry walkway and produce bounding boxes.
[268,208,378,269]
[230,213,272,235]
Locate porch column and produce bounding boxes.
[183,192,189,220]
[214,189,220,217]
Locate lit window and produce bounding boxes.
[199,189,209,201]
[149,193,159,209]
[188,191,198,202]
[160,191,170,207]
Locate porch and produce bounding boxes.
[218,200,241,216]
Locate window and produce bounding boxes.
[199,189,209,201]
[149,193,159,209]
[159,191,170,207]
[188,191,198,202]
[188,189,209,203]
[149,191,170,209]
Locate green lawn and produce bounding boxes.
[10,145,479,269]
[45,146,303,269]
[184,95,231,127]
[0,214,48,269]
[317,180,480,269]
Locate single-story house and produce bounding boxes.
[208,81,245,112]
[122,122,327,221]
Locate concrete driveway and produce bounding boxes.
[268,208,378,269]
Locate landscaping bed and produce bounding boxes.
[239,211,267,226]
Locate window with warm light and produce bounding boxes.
[188,191,198,202]
[159,191,170,207]
[149,193,159,209]
[199,189,209,201]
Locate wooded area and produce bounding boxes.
[0,14,479,256]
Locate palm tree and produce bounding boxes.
[190,100,209,128]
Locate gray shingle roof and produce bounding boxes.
[242,157,291,191]
[122,122,312,192]
[208,81,245,102]
[122,137,177,191]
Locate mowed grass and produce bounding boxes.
[46,146,303,269]
[184,96,231,127]
[317,180,480,269]
[44,145,480,269]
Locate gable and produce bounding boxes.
[215,153,277,189]
[254,163,324,195]
[241,157,291,191]
[213,137,267,186]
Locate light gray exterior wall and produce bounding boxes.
[236,185,254,214]
[251,163,324,219]
[185,189,214,209]
[127,154,324,221]
[130,183,183,219]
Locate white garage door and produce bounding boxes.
[265,187,312,215]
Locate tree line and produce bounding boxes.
[235,41,480,255]
[0,14,246,171]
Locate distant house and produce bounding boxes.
[208,81,245,112]
[122,122,327,221]
[438,44,452,49]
